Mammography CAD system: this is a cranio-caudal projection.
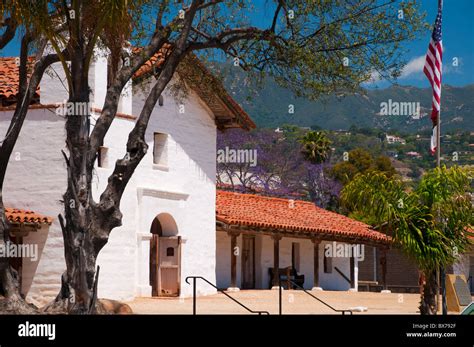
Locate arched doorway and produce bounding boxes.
[149,213,181,297]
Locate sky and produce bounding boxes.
[385,0,474,88]
[246,0,474,88]
[1,0,473,88]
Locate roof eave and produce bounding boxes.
[216,219,392,247]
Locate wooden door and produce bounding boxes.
[241,235,255,289]
[158,236,181,296]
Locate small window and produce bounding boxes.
[153,133,168,166]
[166,247,174,257]
[98,146,108,168]
[324,254,332,274]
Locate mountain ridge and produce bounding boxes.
[221,68,474,133]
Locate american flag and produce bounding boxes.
[423,0,443,154]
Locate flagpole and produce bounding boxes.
[436,115,440,313]
[436,0,442,168]
[424,0,445,315]
[436,114,441,167]
[436,110,448,314]
[435,109,444,314]
[437,0,446,316]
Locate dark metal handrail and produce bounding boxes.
[185,276,270,315]
[279,278,353,315]
[334,266,352,285]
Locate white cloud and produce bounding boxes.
[364,56,426,85]
[363,51,460,86]
[361,70,382,86]
[369,70,382,82]
[400,55,426,79]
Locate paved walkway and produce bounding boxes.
[127,290,425,314]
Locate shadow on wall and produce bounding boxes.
[151,213,179,237]
[21,224,51,296]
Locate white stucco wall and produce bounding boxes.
[0,108,67,305]
[319,241,356,291]
[130,80,217,298]
[40,63,70,105]
[91,92,218,300]
[216,233,355,291]
[216,232,242,289]
[1,56,218,303]
[40,56,132,115]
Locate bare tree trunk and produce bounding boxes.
[44,1,199,314]
[52,58,182,314]
[48,41,102,313]
[44,45,182,315]
[419,269,438,315]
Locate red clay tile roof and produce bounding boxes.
[180,54,255,130]
[132,45,172,80]
[1,50,254,130]
[5,208,53,226]
[0,57,40,106]
[216,190,391,245]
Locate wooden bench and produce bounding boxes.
[358,280,378,292]
[268,267,305,289]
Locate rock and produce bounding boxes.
[98,299,133,314]
[0,298,38,314]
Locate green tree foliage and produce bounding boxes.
[341,166,473,314]
[330,148,395,184]
[374,155,397,176]
[280,124,305,141]
[300,130,332,164]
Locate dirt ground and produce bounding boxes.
[127,290,434,314]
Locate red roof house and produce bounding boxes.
[215,190,391,292]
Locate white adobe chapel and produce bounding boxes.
[0,50,254,304]
[0,51,391,306]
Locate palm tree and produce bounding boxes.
[341,166,473,315]
[300,131,332,164]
